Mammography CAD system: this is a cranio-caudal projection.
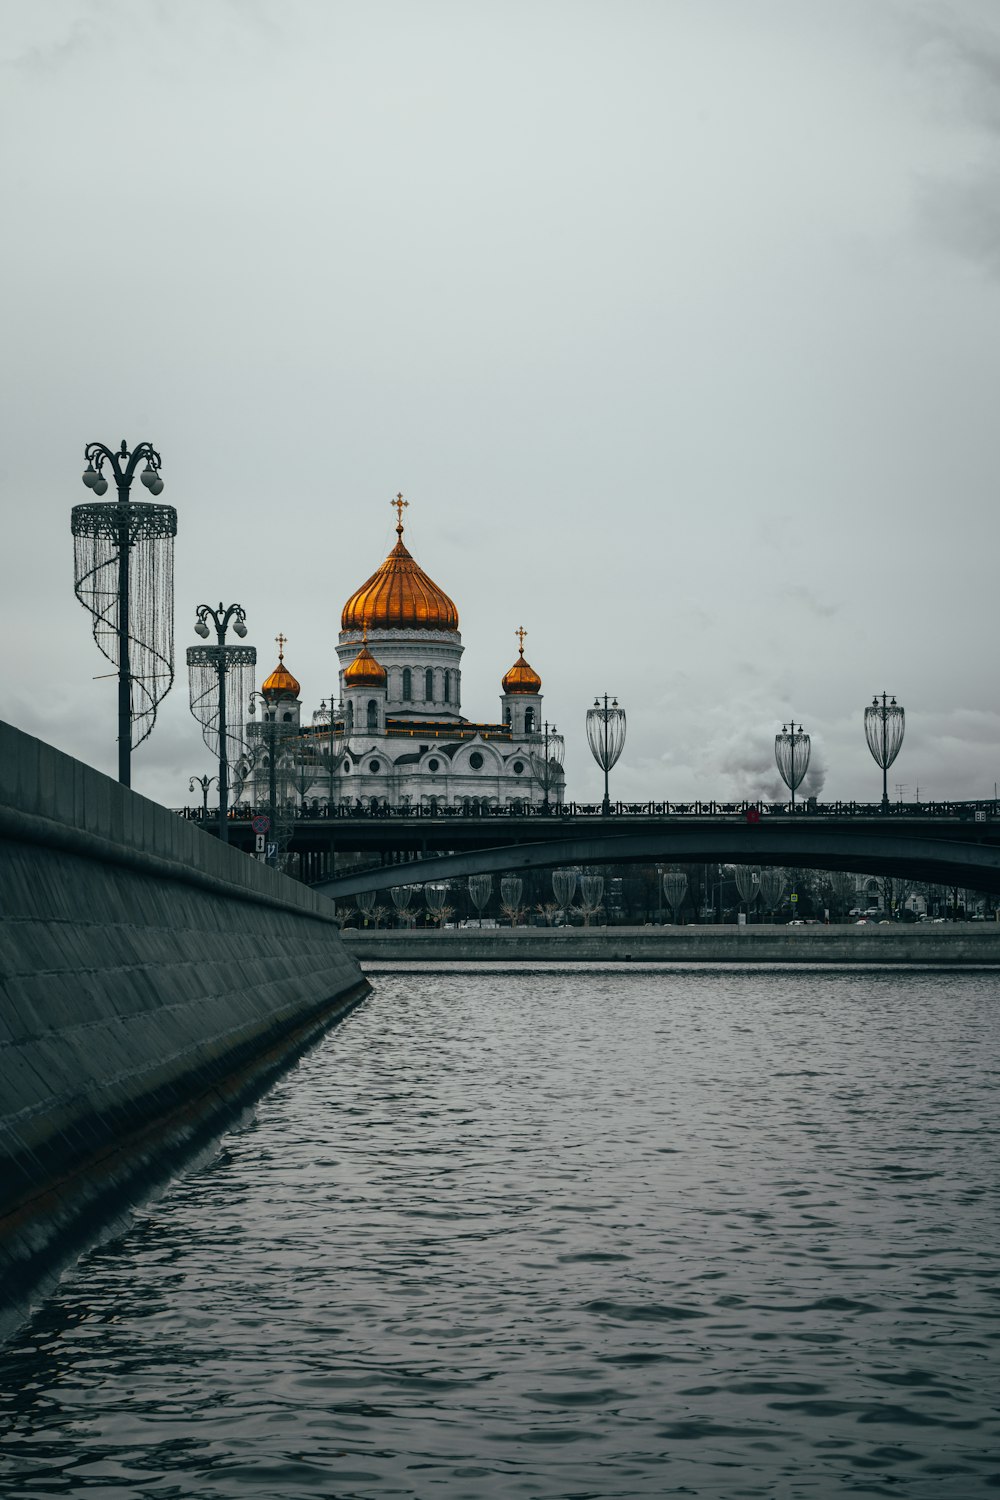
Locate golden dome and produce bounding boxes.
[341,500,459,633]
[502,627,541,695]
[261,637,300,699]
[344,641,387,690]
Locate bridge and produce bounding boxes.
[194,798,1000,900]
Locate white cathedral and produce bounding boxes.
[250,498,565,811]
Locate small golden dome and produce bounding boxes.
[344,641,387,690]
[341,500,459,633]
[262,637,300,699]
[502,627,541,695]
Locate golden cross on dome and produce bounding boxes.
[516,625,527,655]
[275,632,287,662]
[392,493,409,532]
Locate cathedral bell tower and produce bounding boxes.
[342,627,387,738]
[500,626,542,739]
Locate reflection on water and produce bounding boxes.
[1,969,998,1497]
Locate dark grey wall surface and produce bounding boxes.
[0,721,368,1313]
[342,924,1000,964]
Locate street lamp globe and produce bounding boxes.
[586,694,626,815]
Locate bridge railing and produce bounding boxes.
[174,797,1000,823]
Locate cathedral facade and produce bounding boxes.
[251,501,565,811]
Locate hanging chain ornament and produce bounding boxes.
[72,440,176,783]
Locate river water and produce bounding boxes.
[1,968,998,1498]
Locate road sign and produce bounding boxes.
[267,843,277,860]
[251,815,271,835]
[790,893,798,903]
[254,833,265,853]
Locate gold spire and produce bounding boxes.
[341,498,459,633]
[502,625,542,695]
[344,637,387,689]
[392,493,409,534]
[262,633,301,699]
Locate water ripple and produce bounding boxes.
[1,969,998,1497]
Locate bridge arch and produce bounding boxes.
[316,827,1000,901]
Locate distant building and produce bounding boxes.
[251,499,565,810]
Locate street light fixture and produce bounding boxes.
[72,439,176,785]
[312,694,347,812]
[532,718,564,810]
[864,692,905,812]
[247,688,299,865]
[586,694,626,815]
[775,720,811,811]
[186,603,255,843]
[189,773,219,819]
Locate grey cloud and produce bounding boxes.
[784,586,840,620]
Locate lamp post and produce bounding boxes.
[775,720,811,811]
[586,694,626,815]
[189,774,219,820]
[864,692,905,812]
[186,604,253,843]
[72,439,175,786]
[313,694,345,812]
[248,688,291,865]
[534,719,564,810]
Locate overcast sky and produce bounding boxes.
[3,0,999,807]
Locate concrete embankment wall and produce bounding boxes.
[342,924,1000,965]
[0,721,368,1310]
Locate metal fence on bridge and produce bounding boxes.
[175,797,1000,824]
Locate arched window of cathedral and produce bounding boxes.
[367,699,378,732]
[503,705,510,725]
[282,712,292,723]
[425,667,434,702]
[443,672,451,704]
[402,668,412,701]
[525,707,536,733]
[346,703,354,733]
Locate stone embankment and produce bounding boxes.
[0,721,368,1316]
[342,924,1000,965]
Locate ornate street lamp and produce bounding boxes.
[552,868,578,921]
[662,869,687,923]
[579,873,605,926]
[775,720,811,810]
[186,604,255,843]
[735,865,761,919]
[312,694,347,811]
[468,873,493,927]
[390,884,417,927]
[500,874,524,924]
[247,688,301,866]
[586,694,626,815]
[759,867,786,916]
[425,885,449,926]
[864,692,905,812]
[72,439,175,786]
[188,773,219,820]
[532,719,565,810]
